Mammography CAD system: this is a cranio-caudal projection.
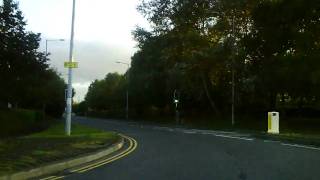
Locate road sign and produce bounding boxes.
[64,62,78,68]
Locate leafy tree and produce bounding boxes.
[0,0,66,117]
[84,0,320,122]
[85,73,126,111]
[0,0,47,106]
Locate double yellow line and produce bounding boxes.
[40,175,65,180]
[71,134,138,173]
[40,135,137,180]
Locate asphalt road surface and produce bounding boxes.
[64,116,320,180]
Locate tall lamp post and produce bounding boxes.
[43,38,64,114]
[212,11,236,126]
[231,15,236,127]
[65,0,76,136]
[209,10,236,126]
[45,39,65,57]
[116,61,130,120]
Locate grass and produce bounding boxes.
[0,122,120,175]
[29,122,111,138]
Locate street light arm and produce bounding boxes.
[116,61,130,69]
[116,61,130,67]
[45,38,65,57]
[46,39,65,42]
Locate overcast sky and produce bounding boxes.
[17,0,149,102]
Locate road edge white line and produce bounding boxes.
[281,143,320,151]
[214,134,254,141]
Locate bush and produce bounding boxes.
[0,109,50,138]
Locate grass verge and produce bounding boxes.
[182,117,320,146]
[0,122,120,175]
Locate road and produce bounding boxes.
[63,116,320,180]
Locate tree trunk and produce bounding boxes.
[201,72,220,116]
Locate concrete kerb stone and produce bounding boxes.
[0,137,124,180]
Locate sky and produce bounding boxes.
[16,0,150,102]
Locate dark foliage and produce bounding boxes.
[83,0,320,123]
[0,0,66,118]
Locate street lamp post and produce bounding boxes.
[45,39,65,57]
[116,61,130,120]
[209,10,236,126]
[65,0,76,136]
[231,15,235,127]
[43,38,64,115]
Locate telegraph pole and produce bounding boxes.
[65,0,76,135]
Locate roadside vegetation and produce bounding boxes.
[0,109,49,138]
[0,122,120,175]
[0,1,66,137]
[75,0,320,136]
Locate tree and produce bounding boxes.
[0,0,48,106]
[0,0,66,117]
[84,0,320,122]
[243,0,320,111]
[85,73,126,111]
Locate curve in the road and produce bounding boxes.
[40,134,137,180]
[63,117,320,180]
[72,134,138,173]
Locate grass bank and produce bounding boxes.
[0,122,120,175]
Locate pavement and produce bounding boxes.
[61,116,320,180]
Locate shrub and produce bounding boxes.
[0,109,49,138]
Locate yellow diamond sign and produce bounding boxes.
[64,62,78,68]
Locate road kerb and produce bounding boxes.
[0,137,124,180]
